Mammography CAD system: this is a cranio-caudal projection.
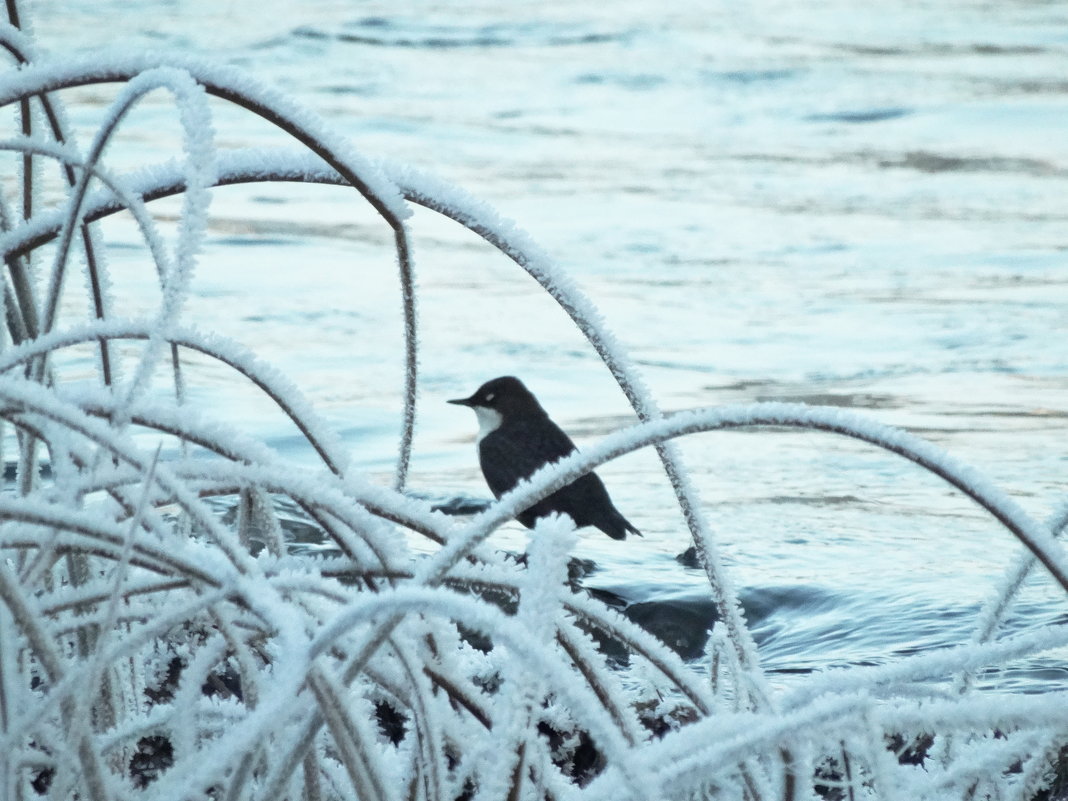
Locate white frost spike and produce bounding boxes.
[519,513,577,642]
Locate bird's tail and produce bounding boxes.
[604,508,641,540]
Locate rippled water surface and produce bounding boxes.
[29,0,1068,689]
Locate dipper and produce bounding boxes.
[449,376,640,540]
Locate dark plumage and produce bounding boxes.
[449,376,640,540]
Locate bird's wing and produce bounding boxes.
[478,417,577,499]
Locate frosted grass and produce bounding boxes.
[0,4,1065,800]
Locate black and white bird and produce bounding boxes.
[449,376,640,540]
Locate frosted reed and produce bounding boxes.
[0,7,1064,800]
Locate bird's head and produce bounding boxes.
[448,376,546,427]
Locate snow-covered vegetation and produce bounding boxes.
[1,5,1066,800]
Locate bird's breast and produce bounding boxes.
[473,406,504,444]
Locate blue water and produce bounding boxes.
[29,1,1068,690]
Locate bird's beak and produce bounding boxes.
[448,394,476,407]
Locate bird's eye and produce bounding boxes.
[484,393,495,403]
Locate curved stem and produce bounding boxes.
[0,54,419,489]
[0,25,111,380]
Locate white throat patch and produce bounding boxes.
[473,406,504,443]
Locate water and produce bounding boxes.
[26,1,1068,691]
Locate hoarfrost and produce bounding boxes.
[0,9,1063,801]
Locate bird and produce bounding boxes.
[449,376,640,540]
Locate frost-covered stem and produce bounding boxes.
[0,164,48,515]
[0,560,111,801]
[47,400,399,568]
[506,740,527,801]
[841,745,856,801]
[72,444,162,755]
[0,605,14,795]
[286,567,693,730]
[263,587,649,799]
[211,608,262,708]
[0,181,41,342]
[0,496,222,580]
[222,745,258,801]
[106,70,215,426]
[256,611,407,797]
[390,635,446,801]
[969,502,1068,652]
[390,170,769,709]
[4,0,21,29]
[0,25,112,382]
[4,250,38,339]
[0,322,348,475]
[781,745,798,801]
[3,382,403,570]
[1008,742,1063,801]
[38,71,198,367]
[15,423,36,495]
[236,487,254,552]
[560,592,712,715]
[586,692,873,801]
[244,486,285,557]
[422,663,492,729]
[170,341,186,404]
[0,382,281,581]
[740,767,762,801]
[435,405,1068,596]
[0,417,207,581]
[937,504,1068,770]
[394,227,417,491]
[0,57,419,487]
[556,627,638,746]
[18,99,30,219]
[307,665,389,801]
[5,2,33,221]
[302,750,323,801]
[38,577,190,617]
[1,273,29,344]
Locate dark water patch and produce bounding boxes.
[107,241,152,251]
[581,581,718,661]
[724,152,841,167]
[755,392,901,410]
[968,43,1047,56]
[938,406,1068,420]
[631,357,724,373]
[807,107,912,124]
[291,26,329,40]
[294,19,630,50]
[704,68,798,85]
[708,378,780,392]
[823,41,1049,58]
[763,494,869,507]
[212,236,295,247]
[3,461,52,483]
[741,583,841,628]
[749,589,979,674]
[573,72,668,90]
[991,664,1068,694]
[996,78,1068,95]
[623,595,716,659]
[318,83,377,96]
[424,492,493,516]
[746,589,1068,691]
[878,151,1063,177]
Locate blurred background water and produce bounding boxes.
[24,0,1068,691]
